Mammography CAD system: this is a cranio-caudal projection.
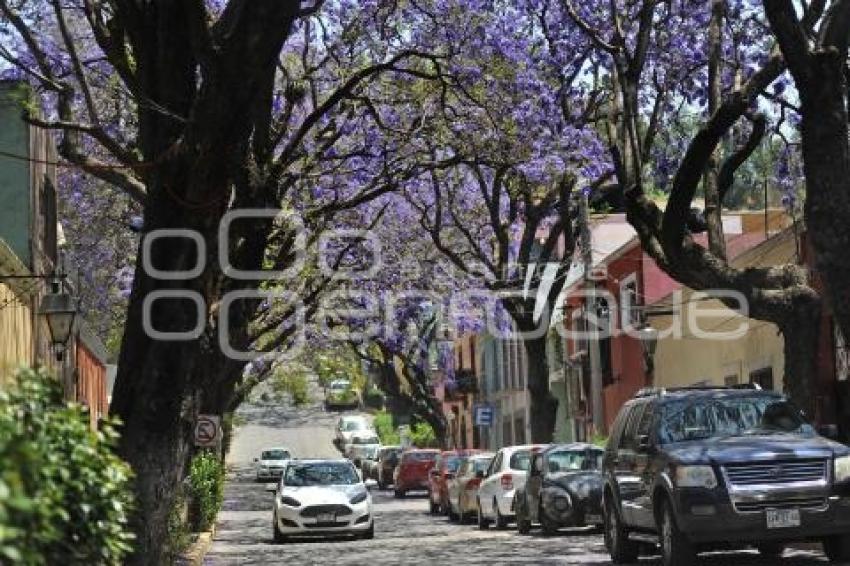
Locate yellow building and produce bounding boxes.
[651,227,798,392]
[0,237,38,382]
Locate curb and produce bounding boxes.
[176,527,215,566]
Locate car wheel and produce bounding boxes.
[824,536,850,562]
[429,496,439,515]
[477,498,490,530]
[603,497,638,564]
[494,498,509,529]
[272,514,287,544]
[516,507,531,534]
[394,489,405,499]
[361,522,375,540]
[539,503,558,536]
[756,543,784,558]
[660,499,696,566]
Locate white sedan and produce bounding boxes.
[344,433,381,466]
[254,446,292,482]
[476,444,547,529]
[269,459,376,542]
[334,415,374,448]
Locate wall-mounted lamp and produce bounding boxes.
[39,284,77,361]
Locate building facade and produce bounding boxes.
[0,80,109,428]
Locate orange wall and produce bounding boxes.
[75,341,107,430]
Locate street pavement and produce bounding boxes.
[205,386,835,565]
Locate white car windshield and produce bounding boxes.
[330,381,350,391]
[343,420,366,431]
[262,449,290,460]
[284,462,359,486]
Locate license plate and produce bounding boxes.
[766,508,800,529]
[317,513,335,523]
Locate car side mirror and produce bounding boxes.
[637,435,652,452]
[253,457,259,462]
[818,424,839,439]
[364,479,378,490]
[265,484,277,493]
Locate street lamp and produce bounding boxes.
[39,286,77,361]
[636,324,659,384]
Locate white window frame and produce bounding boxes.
[619,273,639,331]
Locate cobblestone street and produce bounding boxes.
[204,393,836,566]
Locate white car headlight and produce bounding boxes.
[350,490,369,505]
[835,456,850,483]
[675,465,717,489]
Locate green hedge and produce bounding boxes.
[0,368,134,565]
[410,422,437,448]
[372,410,400,444]
[188,451,224,532]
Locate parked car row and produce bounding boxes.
[417,384,850,566]
[423,443,605,536]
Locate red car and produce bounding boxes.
[393,449,440,498]
[428,450,479,514]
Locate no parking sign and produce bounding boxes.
[194,414,221,448]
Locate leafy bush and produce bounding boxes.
[187,451,224,532]
[410,422,437,448]
[372,410,400,444]
[0,367,134,565]
[270,370,310,406]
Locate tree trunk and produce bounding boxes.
[524,335,558,443]
[779,306,822,422]
[109,161,229,564]
[797,56,850,351]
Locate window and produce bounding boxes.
[658,396,804,444]
[608,405,631,451]
[41,176,57,264]
[261,450,290,460]
[595,298,613,384]
[620,275,639,331]
[284,462,359,486]
[619,402,647,451]
[509,449,533,471]
[514,415,526,444]
[547,449,604,472]
[488,451,503,475]
[750,367,774,391]
[636,403,655,439]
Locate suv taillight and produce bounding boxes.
[501,474,513,490]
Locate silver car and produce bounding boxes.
[254,447,292,482]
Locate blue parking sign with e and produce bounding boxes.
[475,404,494,427]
